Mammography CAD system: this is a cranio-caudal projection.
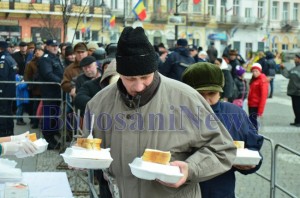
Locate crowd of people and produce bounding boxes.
[0,25,299,197]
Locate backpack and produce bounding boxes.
[266,59,276,77]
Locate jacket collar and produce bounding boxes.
[117,71,161,109]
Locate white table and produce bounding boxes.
[0,172,73,198]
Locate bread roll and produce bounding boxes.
[142,149,171,165]
[28,133,37,142]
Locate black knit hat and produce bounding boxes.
[116,27,158,76]
[182,62,224,93]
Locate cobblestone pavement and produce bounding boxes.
[5,73,300,198]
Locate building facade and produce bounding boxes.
[0,0,299,60]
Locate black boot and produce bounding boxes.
[43,134,61,150]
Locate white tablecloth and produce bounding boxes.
[0,172,73,198]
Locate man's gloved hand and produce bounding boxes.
[2,142,21,155]
[10,131,29,142]
[19,141,38,156]
[2,141,38,156]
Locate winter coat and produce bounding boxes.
[37,50,64,99]
[12,51,28,76]
[84,74,236,198]
[75,60,118,116]
[281,64,300,96]
[159,47,195,81]
[200,101,264,198]
[234,77,248,100]
[16,74,29,106]
[248,73,269,116]
[0,51,16,132]
[61,61,82,93]
[24,56,41,96]
[220,59,234,100]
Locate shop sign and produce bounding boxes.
[208,33,227,41]
[0,20,18,26]
[168,16,186,26]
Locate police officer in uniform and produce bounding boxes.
[0,41,17,137]
[37,39,64,149]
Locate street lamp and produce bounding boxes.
[100,0,106,44]
[174,0,183,41]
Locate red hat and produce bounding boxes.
[251,63,262,72]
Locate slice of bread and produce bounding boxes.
[76,138,102,150]
[142,149,171,165]
[233,141,245,149]
[28,133,37,142]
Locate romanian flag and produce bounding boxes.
[132,0,147,21]
[110,15,116,27]
[262,35,269,42]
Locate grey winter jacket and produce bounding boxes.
[281,65,300,96]
[84,74,236,198]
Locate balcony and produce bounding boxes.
[216,15,264,27]
[150,12,168,23]
[281,20,299,31]
[188,14,210,24]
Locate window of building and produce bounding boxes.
[193,3,201,13]
[271,1,278,20]
[282,44,288,51]
[192,39,200,47]
[233,41,240,52]
[293,3,298,21]
[53,0,60,4]
[167,39,175,49]
[179,1,188,12]
[144,0,148,9]
[233,0,239,16]
[167,0,175,13]
[208,0,215,16]
[110,0,118,9]
[245,8,251,18]
[90,0,94,6]
[257,42,264,51]
[293,44,297,49]
[91,31,98,41]
[72,0,81,6]
[245,42,252,59]
[35,0,42,3]
[283,2,289,21]
[258,1,264,18]
[153,0,161,12]
[75,31,80,40]
[153,37,162,45]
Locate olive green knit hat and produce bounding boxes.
[182,62,224,92]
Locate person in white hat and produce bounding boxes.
[248,63,269,130]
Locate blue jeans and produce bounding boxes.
[16,104,24,122]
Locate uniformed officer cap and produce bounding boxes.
[46,39,59,46]
[19,41,27,47]
[0,41,8,49]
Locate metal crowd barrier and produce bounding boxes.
[63,92,99,197]
[236,135,300,198]
[273,144,300,198]
[0,81,64,143]
[255,135,276,198]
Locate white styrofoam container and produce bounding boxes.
[60,148,113,169]
[129,158,183,184]
[234,149,262,165]
[15,139,48,158]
